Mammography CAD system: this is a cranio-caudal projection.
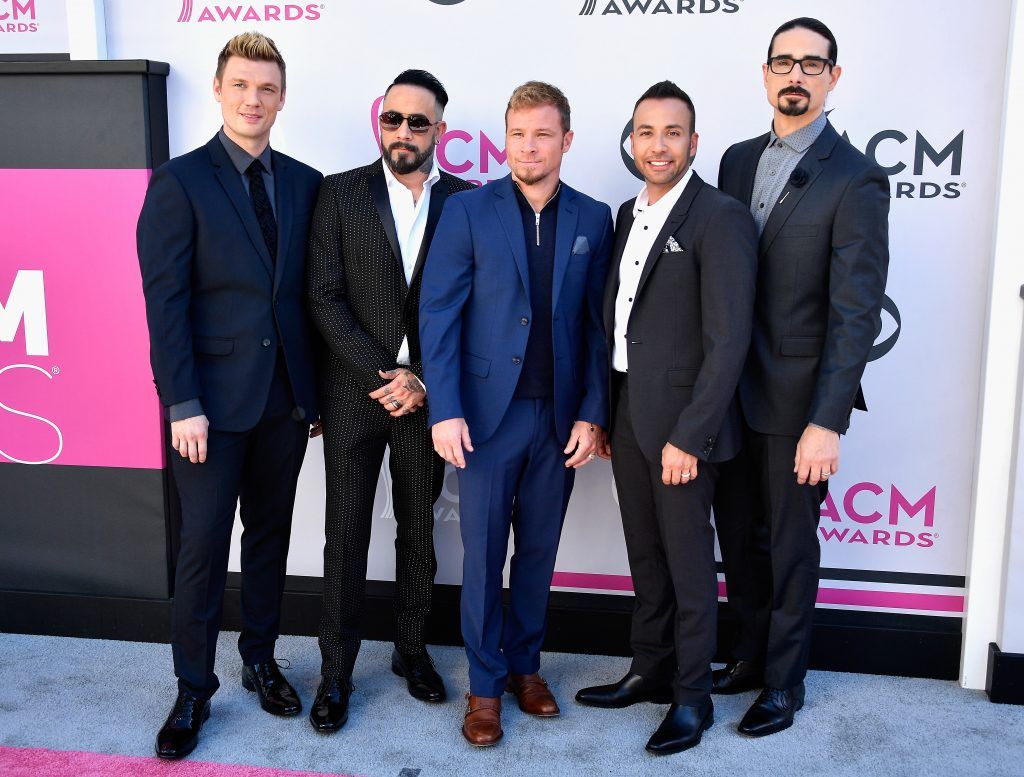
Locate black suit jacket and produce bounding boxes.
[603,172,758,463]
[718,120,890,436]
[306,160,475,396]
[137,135,323,431]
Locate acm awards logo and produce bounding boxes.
[0,0,38,33]
[580,0,744,15]
[177,0,323,23]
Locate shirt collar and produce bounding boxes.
[632,167,693,218]
[218,127,273,176]
[769,111,827,153]
[381,154,441,191]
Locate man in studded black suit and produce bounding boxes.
[306,70,475,731]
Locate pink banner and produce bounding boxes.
[0,169,163,469]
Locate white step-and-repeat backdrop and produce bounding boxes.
[98,0,1009,617]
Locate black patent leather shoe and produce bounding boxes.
[309,676,353,732]
[391,649,446,703]
[711,660,764,695]
[575,672,673,708]
[242,661,302,716]
[155,690,210,760]
[645,700,714,755]
[737,685,804,737]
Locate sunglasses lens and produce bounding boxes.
[379,111,402,130]
[406,115,432,132]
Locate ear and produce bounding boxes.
[213,76,223,103]
[689,131,700,161]
[828,64,842,93]
[762,62,769,89]
[562,129,574,154]
[435,120,448,144]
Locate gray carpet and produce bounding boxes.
[1,631,1022,776]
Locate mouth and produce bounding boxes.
[780,91,809,100]
[646,160,673,170]
[240,112,262,122]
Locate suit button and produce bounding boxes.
[262,338,271,347]
[520,317,529,326]
[512,356,522,365]
[291,406,306,421]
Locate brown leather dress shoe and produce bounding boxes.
[506,673,560,717]
[463,694,503,747]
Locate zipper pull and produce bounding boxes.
[535,212,541,246]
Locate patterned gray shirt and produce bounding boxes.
[750,112,827,234]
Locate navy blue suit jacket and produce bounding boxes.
[137,135,323,431]
[419,174,613,445]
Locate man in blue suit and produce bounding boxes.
[137,33,322,759]
[420,81,613,747]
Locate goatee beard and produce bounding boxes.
[777,88,810,117]
[385,143,433,175]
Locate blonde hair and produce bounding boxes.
[215,31,286,90]
[505,81,571,132]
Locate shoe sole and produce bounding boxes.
[463,730,503,747]
[391,660,447,703]
[645,714,714,755]
[154,705,210,760]
[737,698,803,738]
[241,674,302,716]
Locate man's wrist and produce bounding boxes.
[808,422,837,435]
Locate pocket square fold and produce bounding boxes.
[664,236,684,253]
[572,235,590,254]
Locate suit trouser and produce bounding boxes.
[170,361,307,699]
[318,381,443,679]
[714,424,827,689]
[457,397,574,697]
[612,382,719,706]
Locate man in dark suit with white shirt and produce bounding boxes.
[711,18,890,737]
[137,32,322,759]
[306,70,475,732]
[575,81,757,756]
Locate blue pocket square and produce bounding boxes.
[572,236,590,254]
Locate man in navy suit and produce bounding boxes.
[137,32,322,760]
[420,81,613,747]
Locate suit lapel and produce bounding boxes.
[759,123,839,255]
[208,137,273,278]
[603,204,634,338]
[737,132,771,209]
[634,172,703,301]
[368,160,407,293]
[271,150,291,293]
[551,187,579,310]
[493,176,530,293]
[410,174,450,286]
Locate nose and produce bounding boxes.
[394,118,414,140]
[244,86,260,105]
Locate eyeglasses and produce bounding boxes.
[378,110,439,134]
[767,55,834,76]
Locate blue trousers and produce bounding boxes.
[457,397,575,697]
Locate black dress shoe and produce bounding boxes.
[391,649,446,703]
[645,700,714,755]
[575,672,673,708]
[711,660,764,695]
[737,685,804,737]
[155,690,210,760]
[309,676,353,732]
[242,661,302,716]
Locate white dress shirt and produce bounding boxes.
[382,156,441,365]
[612,168,693,372]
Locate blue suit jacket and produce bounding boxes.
[419,174,613,445]
[137,135,323,431]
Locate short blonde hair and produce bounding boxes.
[215,31,286,90]
[505,81,571,132]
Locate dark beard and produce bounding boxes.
[777,87,810,117]
[385,142,433,175]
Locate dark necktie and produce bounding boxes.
[246,159,278,262]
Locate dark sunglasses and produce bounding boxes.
[378,110,439,134]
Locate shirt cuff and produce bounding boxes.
[169,398,204,422]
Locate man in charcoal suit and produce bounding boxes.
[305,69,475,731]
[137,32,322,759]
[575,81,757,755]
[712,17,890,736]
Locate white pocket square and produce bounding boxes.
[572,236,590,254]
[664,236,684,253]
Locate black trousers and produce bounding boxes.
[612,382,719,706]
[318,377,443,679]
[714,424,827,689]
[170,359,307,699]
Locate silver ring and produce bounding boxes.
[821,472,830,479]
[391,399,401,410]
[681,472,691,479]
